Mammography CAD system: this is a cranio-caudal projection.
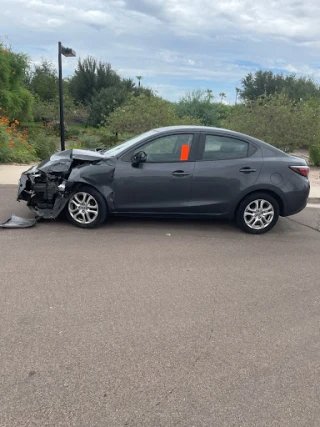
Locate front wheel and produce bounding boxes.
[236,193,280,234]
[66,186,107,229]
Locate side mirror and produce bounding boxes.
[131,151,147,167]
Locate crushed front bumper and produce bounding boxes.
[16,166,70,219]
[17,166,39,202]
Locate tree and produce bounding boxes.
[223,93,320,152]
[107,94,202,134]
[122,78,136,91]
[215,103,233,121]
[26,59,58,102]
[206,89,214,102]
[32,92,88,124]
[219,92,226,103]
[0,44,33,121]
[136,76,142,88]
[235,88,241,104]
[175,89,220,126]
[240,70,320,101]
[69,56,122,104]
[88,86,128,126]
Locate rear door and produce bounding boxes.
[190,132,263,214]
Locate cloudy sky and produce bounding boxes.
[2,0,320,102]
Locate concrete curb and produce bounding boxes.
[308,198,320,204]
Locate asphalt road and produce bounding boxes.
[1,185,320,427]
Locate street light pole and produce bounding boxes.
[58,41,76,151]
[58,42,65,151]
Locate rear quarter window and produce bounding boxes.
[202,134,251,161]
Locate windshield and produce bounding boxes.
[103,129,159,157]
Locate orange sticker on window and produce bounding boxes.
[180,144,190,161]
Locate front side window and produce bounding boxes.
[202,135,249,161]
[134,134,194,163]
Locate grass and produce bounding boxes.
[20,122,43,129]
[21,122,96,130]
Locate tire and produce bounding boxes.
[236,193,280,234]
[65,185,107,229]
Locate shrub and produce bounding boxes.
[174,89,219,126]
[33,135,58,160]
[0,117,38,163]
[77,134,102,149]
[99,134,118,147]
[95,128,119,147]
[310,145,320,166]
[176,115,204,126]
[0,125,13,162]
[66,128,80,138]
[68,129,120,150]
[45,120,69,136]
[67,142,83,150]
[223,94,320,152]
[107,93,182,134]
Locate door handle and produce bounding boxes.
[239,167,257,174]
[172,170,190,177]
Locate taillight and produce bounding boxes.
[289,165,309,178]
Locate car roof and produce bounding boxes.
[154,125,257,140]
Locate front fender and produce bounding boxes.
[67,162,116,212]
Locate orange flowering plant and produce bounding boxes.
[0,112,38,163]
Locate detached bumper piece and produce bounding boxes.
[0,215,39,229]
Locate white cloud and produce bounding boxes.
[1,0,320,100]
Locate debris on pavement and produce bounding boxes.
[0,215,38,229]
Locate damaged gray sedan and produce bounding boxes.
[17,126,310,234]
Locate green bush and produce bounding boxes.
[223,94,320,152]
[33,136,58,160]
[174,89,219,126]
[66,128,80,138]
[71,129,119,150]
[67,142,83,150]
[0,119,38,163]
[4,145,38,163]
[45,120,69,136]
[309,145,320,166]
[77,134,102,149]
[96,129,119,147]
[107,93,184,134]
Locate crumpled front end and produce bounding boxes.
[17,148,116,220]
[17,163,72,219]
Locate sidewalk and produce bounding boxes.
[309,185,320,202]
[0,163,320,201]
[306,167,320,202]
[0,164,35,185]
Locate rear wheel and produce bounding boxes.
[66,186,107,229]
[236,193,280,234]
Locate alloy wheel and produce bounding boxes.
[68,192,99,225]
[243,199,275,230]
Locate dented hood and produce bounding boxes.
[36,148,108,174]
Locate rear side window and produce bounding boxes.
[202,135,249,161]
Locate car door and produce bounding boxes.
[190,132,263,214]
[113,132,199,213]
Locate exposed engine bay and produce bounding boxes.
[19,165,69,219]
[17,148,116,220]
